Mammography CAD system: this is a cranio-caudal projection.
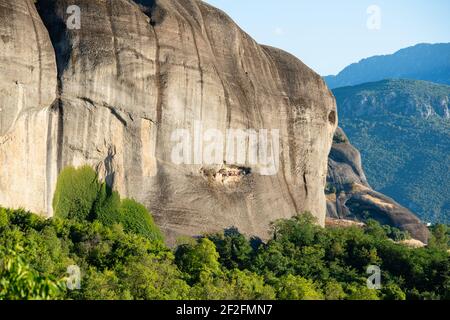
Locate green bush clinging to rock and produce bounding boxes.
[53,166,162,241]
[52,166,100,221]
[119,199,163,242]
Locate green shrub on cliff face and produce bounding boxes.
[93,183,121,227]
[52,166,162,241]
[52,166,101,221]
[119,199,163,242]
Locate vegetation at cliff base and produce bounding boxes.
[0,209,448,300]
[53,166,162,241]
[0,166,449,300]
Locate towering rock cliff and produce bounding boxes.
[0,0,337,242]
[327,128,430,243]
[0,0,58,215]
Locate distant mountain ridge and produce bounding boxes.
[324,43,450,89]
[333,79,450,224]
[335,79,450,119]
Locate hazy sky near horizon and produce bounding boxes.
[202,0,450,76]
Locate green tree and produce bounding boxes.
[365,219,388,239]
[345,283,380,300]
[118,256,190,300]
[0,247,65,300]
[382,283,406,300]
[191,269,275,300]
[175,238,221,284]
[324,280,346,300]
[226,269,276,300]
[78,268,126,300]
[272,213,322,247]
[429,224,449,250]
[207,227,253,270]
[275,274,324,300]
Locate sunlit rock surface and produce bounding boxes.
[0,0,337,242]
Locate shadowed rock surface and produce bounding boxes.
[327,128,430,243]
[0,0,336,243]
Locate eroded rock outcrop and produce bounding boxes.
[0,0,336,242]
[327,128,430,243]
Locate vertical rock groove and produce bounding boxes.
[303,172,309,197]
[56,100,64,174]
[148,14,162,126]
[280,149,299,214]
[173,1,204,120]
[188,23,204,120]
[107,0,122,78]
[45,103,54,214]
[198,7,232,127]
[261,46,299,212]
[25,0,43,106]
[34,0,65,186]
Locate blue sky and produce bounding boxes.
[203,0,450,76]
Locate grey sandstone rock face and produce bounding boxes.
[327,128,430,243]
[0,0,58,216]
[0,0,337,243]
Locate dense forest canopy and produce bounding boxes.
[0,167,448,300]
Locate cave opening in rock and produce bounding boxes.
[328,111,337,125]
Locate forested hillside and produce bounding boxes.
[334,79,450,223]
